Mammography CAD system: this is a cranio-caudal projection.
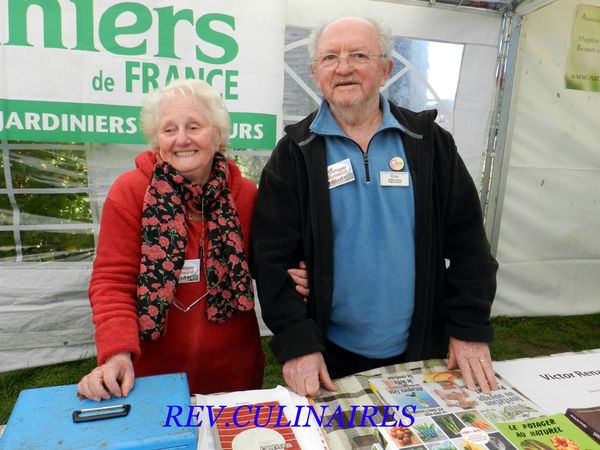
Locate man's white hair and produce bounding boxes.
[307,17,393,64]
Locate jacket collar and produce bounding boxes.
[309,95,417,140]
[283,99,436,146]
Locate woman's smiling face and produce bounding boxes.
[156,93,221,185]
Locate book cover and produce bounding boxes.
[196,385,329,450]
[565,406,600,445]
[213,400,302,450]
[494,413,599,450]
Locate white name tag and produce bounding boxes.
[380,171,410,187]
[327,158,355,189]
[179,259,200,283]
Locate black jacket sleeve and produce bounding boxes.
[435,124,498,343]
[251,138,326,363]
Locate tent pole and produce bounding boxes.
[480,13,521,255]
[374,0,508,16]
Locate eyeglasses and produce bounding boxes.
[314,52,386,69]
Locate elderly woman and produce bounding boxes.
[78,79,307,400]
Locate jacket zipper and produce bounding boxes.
[363,151,370,183]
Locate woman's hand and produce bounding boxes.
[77,352,135,402]
[288,260,309,302]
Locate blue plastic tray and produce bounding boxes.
[0,372,197,449]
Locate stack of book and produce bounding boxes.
[565,406,600,445]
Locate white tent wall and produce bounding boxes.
[0,0,502,372]
[0,143,144,372]
[491,0,600,316]
[0,264,94,365]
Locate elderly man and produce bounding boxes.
[252,16,498,397]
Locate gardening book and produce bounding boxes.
[494,413,599,450]
[565,405,600,445]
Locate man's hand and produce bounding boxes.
[282,352,337,397]
[447,337,497,395]
[288,260,309,301]
[77,352,135,401]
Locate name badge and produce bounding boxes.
[179,259,200,284]
[327,158,355,189]
[380,171,410,187]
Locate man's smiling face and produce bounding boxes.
[312,17,392,114]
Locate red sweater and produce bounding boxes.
[90,151,264,394]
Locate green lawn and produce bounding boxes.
[1,314,599,424]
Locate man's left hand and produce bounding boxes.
[447,337,497,395]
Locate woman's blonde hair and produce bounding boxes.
[140,78,230,153]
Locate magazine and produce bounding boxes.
[565,406,600,445]
[368,369,546,450]
[369,369,542,422]
[302,359,554,450]
[494,413,599,450]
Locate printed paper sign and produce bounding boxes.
[493,352,600,414]
[565,4,600,92]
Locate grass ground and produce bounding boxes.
[1,314,599,424]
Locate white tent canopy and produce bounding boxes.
[1,0,599,373]
[488,0,600,316]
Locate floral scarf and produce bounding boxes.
[136,153,254,340]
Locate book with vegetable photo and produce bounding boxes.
[494,413,599,450]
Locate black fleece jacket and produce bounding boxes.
[251,100,498,365]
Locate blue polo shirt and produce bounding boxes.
[310,98,415,358]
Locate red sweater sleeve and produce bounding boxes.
[90,172,147,364]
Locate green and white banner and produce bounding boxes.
[0,0,284,149]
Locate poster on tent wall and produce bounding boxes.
[0,0,284,149]
[565,4,600,92]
